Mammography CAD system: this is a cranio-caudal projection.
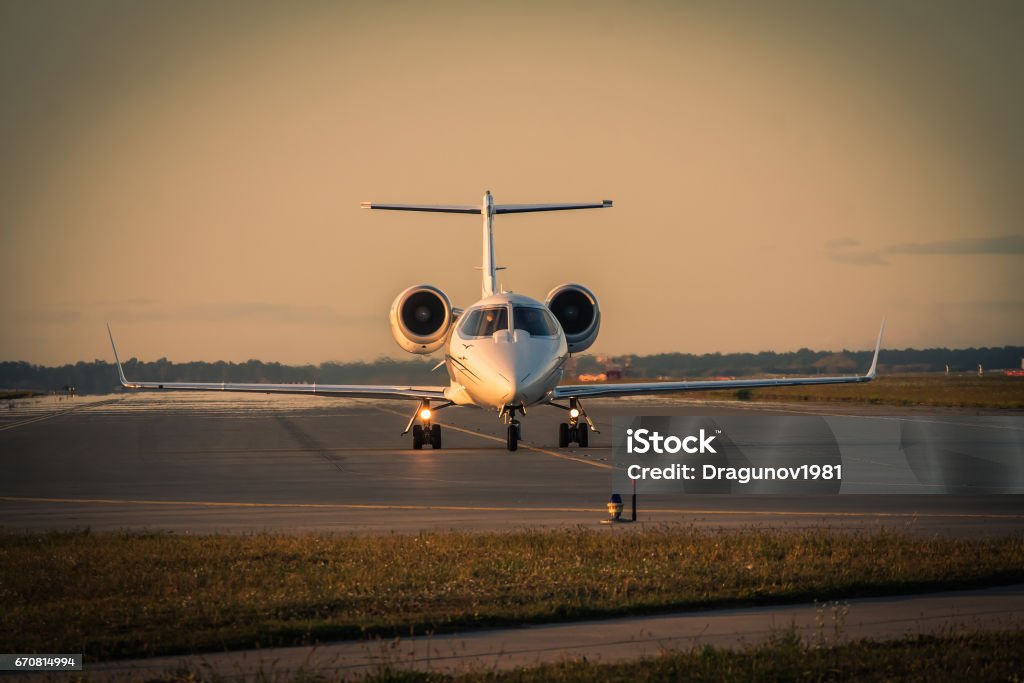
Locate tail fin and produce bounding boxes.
[361,191,613,297]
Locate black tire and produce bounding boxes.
[507,424,519,451]
[578,423,589,447]
[430,424,442,449]
[412,424,424,450]
[558,423,569,448]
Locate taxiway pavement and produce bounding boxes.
[1,392,1021,535]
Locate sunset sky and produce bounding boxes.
[1,0,1021,365]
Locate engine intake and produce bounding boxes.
[389,285,453,354]
[545,283,600,353]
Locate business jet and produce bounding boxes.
[108,191,883,451]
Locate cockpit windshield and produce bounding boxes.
[459,306,509,337]
[513,306,559,337]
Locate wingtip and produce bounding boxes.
[106,323,129,386]
[866,317,885,379]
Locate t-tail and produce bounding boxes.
[361,191,613,297]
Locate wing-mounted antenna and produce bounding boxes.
[362,191,613,297]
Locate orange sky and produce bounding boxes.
[1,0,1021,365]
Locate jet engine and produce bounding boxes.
[389,285,453,354]
[545,283,601,353]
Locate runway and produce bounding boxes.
[1,392,1022,535]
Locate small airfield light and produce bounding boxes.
[420,408,432,420]
[607,493,623,521]
[601,493,633,525]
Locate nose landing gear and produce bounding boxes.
[500,404,524,452]
[506,421,519,451]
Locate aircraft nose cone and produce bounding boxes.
[494,346,544,406]
[491,353,523,405]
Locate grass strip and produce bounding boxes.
[2,528,1022,661]
[676,374,1024,409]
[352,631,1024,683]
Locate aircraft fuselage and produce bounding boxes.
[444,292,568,410]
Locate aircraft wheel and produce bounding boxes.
[430,423,442,449]
[558,423,569,448]
[507,423,519,451]
[578,423,589,447]
[412,424,424,450]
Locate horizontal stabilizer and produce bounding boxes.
[360,202,480,214]
[494,200,612,214]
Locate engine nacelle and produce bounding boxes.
[545,283,601,353]
[389,285,453,354]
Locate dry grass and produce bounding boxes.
[356,631,1024,682]
[680,373,1024,409]
[3,528,1023,661]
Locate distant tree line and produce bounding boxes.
[0,358,440,395]
[573,346,1024,379]
[2,346,1021,395]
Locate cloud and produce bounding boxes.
[823,238,887,265]
[954,299,1024,313]
[824,233,1023,265]
[106,301,371,326]
[824,238,862,249]
[887,234,1024,255]
[7,309,84,325]
[93,298,160,307]
[825,249,888,265]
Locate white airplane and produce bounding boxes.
[108,191,884,451]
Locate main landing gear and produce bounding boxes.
[557,397,596,448]
[413,423,441,450]
[404,399,446,450]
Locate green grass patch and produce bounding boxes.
[3,528,1023,662]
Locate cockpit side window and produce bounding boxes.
[459,306,509,337]
[513,306,559,337]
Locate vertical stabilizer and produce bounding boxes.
[482,191,496,297]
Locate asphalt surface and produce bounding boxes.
[1,392,1021,535]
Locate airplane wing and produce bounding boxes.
[552,320,884,400]
[107,326,448,401]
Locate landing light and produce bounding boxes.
[420,408,432,420]
[569,408,580,418]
